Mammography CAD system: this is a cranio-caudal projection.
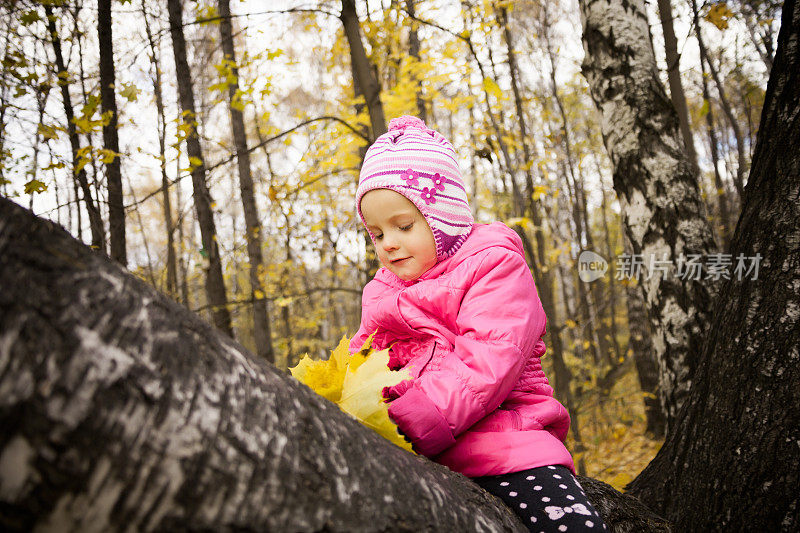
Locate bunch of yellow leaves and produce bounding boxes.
[290,335,414,453]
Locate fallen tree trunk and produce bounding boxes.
[0,198,668,532]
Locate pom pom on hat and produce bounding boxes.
[356,116,474,263]
[388,115,428,131]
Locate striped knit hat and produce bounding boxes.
[356,116,474,261]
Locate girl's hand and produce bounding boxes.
[387,348,404,370]
[382,379,414,401]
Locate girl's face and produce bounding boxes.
[360,188,437,281]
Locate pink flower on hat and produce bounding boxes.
[431,173,446,191]
[400,168,419,187]
[421,187,437,205]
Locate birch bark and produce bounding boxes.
[0,198,670,532]
[578,0,716,429]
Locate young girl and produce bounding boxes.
[349,116,606,532]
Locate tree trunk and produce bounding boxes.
[595,158,624,370]
[342,0,383,282]
[623,233,666,439]
[340,0,387,141]
[628,0,800,528]
[655,0,699,175]
[166,0,233,336]
[28,79,46,213]
[217,0,274,363]
[74,5,105,248]
[44,5,105,253]
[142,2,178,297]
[578,0,717,430]
[405,0,427,122]
[97,0,126,266]
[498,4,588,472]
[175,163,191,308]
[699,55,734,251]
[0,197,670,532]
[690,0,748,199]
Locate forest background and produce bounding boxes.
[0,0,781,490]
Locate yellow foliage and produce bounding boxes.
[291,336,352,402]
[482,77,504,100]
[705,2,734,30]
[290,336,414,453]
[532,185,549,201]
[506,216,532,230]
[566,371,664,492]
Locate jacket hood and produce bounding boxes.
[374,222,525,288]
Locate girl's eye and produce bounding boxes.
[374,234,383,240]
[400,223,413,231]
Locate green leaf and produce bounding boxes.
[37,123,60,141]
[20,11,41,26]
[119,82,140,102]
[98,148,119,163]
[699,99,710,118]
[24,179,48,194]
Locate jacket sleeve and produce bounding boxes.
[348,274,415,354]
[388,247,546,457]
[349,320,376,354]
[348,278,384,354]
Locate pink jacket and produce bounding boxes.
[350,222,574,477]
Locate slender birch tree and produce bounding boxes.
[656,0,700,175]
[141,2,178,296]
[217,0,274,362]
[166,0,233,336]
[44,5,105,253]
[97,0,126,265]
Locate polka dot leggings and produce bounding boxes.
[472,465,607,532]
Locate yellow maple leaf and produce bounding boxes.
[290,336,351,402]
[290,335,414,453]
[339,347,413,452]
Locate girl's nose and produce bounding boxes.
[382,233,399,251]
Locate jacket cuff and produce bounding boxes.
[388,387,455,456]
